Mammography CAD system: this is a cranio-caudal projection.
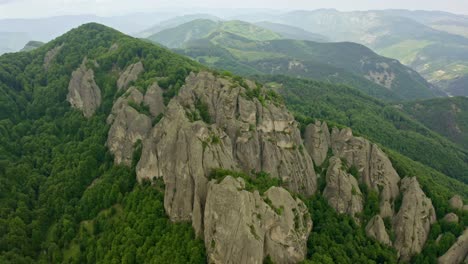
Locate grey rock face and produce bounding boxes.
[143,82,165,117]
[366,215,391,246]
[331,127,400,218]
[106,87,152,165]
[393,177,436,262]
[304,121,330,167]
[204,176,311,264]
[323,157,363,223]
[43,43,64,70]
[117,61,144,91]
[438,228,468,264]
[136,72,317,237]
[450,195,464,210]
[443,213,460,223]
[66,58,101,118]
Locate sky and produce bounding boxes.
[0,0,468,18]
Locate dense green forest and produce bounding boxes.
[0,23,466,263]
[401,96,468,149]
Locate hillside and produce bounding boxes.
[173,27,440,101]
[245,9,468,96]
[255,21,329,42]
[20,40,44,52]
[148,19,282,48]
[401,97,468,149]
[0,23,467,264]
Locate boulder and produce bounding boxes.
[303,121,330,167]
[393,177,436,262]
[443,213,459,224]
[66,58,101,118]
[438,228,468,264]
[117,61,144,90]
[449,195,464,210]
[323,157,363,223]
[331,127,400,218]
[366,215,392,246]
[204,176,312,264]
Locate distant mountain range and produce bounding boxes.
[155,19,441,101]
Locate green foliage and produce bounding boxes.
[209,168,283,194]
[0,23,205,263]
[304,195,398,263]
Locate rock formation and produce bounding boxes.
[43,43,64,70]
[66,58,101,117]
[449,195,464,210]
[304,121,330,167]
[366,215,391,246]
[117,62,144,90]
[204,176,312,264]
[393,177,436,262]
[330,127,400,218]
[136,72,317,236]
[323,157,363,222]
[443,213,459,224]
[438,228,468,264]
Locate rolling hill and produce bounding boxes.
[163,20,441,101]
[238,9,468,96]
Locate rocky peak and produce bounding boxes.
[66,58,102,118]
[304,120,330,166]
[330,127,400,218]
[43,43,64,70]
[449,195,464,210]
[393,177,436,262]
[323,156,363,223]
[204,176,311,264]
[365,215,391,246]
[117,62,144,91]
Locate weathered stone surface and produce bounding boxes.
[443,213,460,223]
[106,87,152,165]
[66,58,101,118]
[323,157,363,222]
[366,215,391,246]
[43,43,64,70]
[331,127,400,218]
[393,177,436,262]
[450,195,464,210]
[204,176,311,264]
[438,228,468,264]
[136,72,317,237]
[304,121,330,167]
[117,61,144,90]
[143,82,165,117]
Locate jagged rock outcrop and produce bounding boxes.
[443,213,459,223]
[204,176,312,264]
[438,228,468,264]
[393,177,436,262]
[43,43,64,70]
[106,87,152,165]
[366,215,391,246]
[450,195,464,210]
[323,157,363,223]
[136,72,317,236]
[304,121,330,166]
[143,82,165,117]
[330,127,400,218]
[66,58,101,117]
[117,62,144,90]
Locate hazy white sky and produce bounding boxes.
[1,0,468,18]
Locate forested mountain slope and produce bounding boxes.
[169,22,441,101]
[0,23,466,264]
[400,97,468,150]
